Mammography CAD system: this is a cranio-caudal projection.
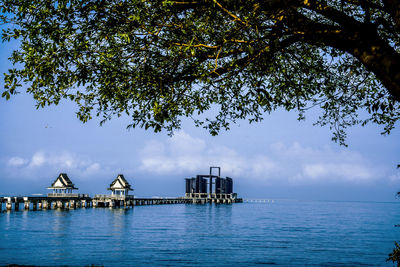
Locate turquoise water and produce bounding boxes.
[0,200,399,266]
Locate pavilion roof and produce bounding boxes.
[47,173,78,190]
[108,174,133,190]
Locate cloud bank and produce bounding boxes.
[139,131,277,179]
[5,151,102,179]
[139,131,383,184]
[3,131,392,185]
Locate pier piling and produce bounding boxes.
[6,199,12,211]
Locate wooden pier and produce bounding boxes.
[0,193,243,212]
[0,167,242,212]
[92,195,191,208]
[0,195,92,211]
[0,196,231,211]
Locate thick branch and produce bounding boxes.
[287,11,400,102]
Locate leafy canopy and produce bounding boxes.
[1,0,400,144]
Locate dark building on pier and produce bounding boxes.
[185,167,238,202]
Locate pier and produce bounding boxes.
[0,196,191,211]
[243,199,275,203]
[0,195,92,211]
[0,167,242,212]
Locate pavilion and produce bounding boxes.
[47,173,78,195]
[108,174,133,197]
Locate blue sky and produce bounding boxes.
[1,42,399,201]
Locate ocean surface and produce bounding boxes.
[0,200,400,266]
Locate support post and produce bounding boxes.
[32,202,37,210]
[42,201,49,209]
[14,202,19,211]
[5,198,12,210]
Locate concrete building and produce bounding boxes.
[185,167,239,203]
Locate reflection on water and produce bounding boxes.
[0,201,399,266]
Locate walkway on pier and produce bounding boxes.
[0,195,92,211]
[243,199,275,203]
[0,196,193,211]
[0,196,244,212]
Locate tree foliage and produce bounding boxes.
[1,0,400,143]
[387,241,400,267]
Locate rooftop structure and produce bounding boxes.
[107,174,133,197]
[47,173,78,196]
[93,174,134,206]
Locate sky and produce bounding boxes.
[1,42,400,202]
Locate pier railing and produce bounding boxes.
[47,193,89,198]
[94,194,134,200]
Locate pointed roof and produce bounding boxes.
[47,173,78,190]
[108,174,133,191]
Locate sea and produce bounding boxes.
[0,200,399,266]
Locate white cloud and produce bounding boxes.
[268,141,379,183]
[4,133,388,186]
[139,131,278,178]
[29,151,46,167]
[85,163,101,174]
[7,157,28,167]
[302,163,372,181]
[139,132,383,184]
[5,151,103,179]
